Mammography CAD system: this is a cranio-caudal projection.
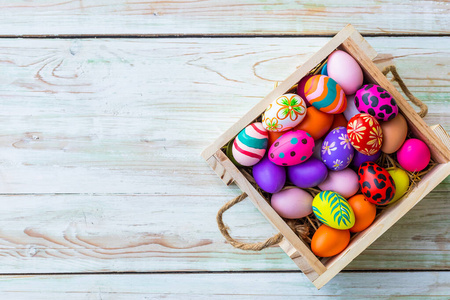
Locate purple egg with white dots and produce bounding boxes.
[321,126,354,171]
[268,130,314,166]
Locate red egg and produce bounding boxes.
[358,161,396,205]
[347,113,383,156]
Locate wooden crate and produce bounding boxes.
[201,24,450,289]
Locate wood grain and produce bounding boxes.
[0,37,447,274]
[0,272,447,299]
[0,192,445,273]
[0,37,448,194]
[0,1,448,36]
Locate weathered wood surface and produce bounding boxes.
[0,37,448,194]
[0,193,446,273]
[0,1,449,36]
[0,272,447,299]
[0,35,448,291]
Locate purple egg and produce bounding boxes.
[287,157,328,188]
[351,150,381,168]
[253,155,286,193]
[321,127,354,171]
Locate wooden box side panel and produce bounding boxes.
[213,150,326,281]
[340,37,450,164]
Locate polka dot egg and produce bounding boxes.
[268,130,314,166]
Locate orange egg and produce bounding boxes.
[294,106,334,140]
[268,131,285,147]
[311,224,350,257]
[348,194,376,233]
[328,113,348,132]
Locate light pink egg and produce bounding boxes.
[397,139,431,172]
[318,168,359,198]
[271,187,313,219]
[327,50,364,95]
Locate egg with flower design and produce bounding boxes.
[262,94,307,132]
[321,127,354,171]
[347,113,383,156]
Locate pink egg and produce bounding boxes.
[327,50,364,95]
[318,168,359,198]
[268,130,314,166]
[271,187,313,219]
[397,139,431,172]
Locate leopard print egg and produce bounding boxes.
[355,84,398,121]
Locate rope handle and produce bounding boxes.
[382,65,427,118]
[216,193,283,251]
[217,66,427,251]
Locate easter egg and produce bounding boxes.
[262,94,307,132]
[347,194,376,233]
[321,63,328,76]
[327,50,364,95]
[343,94,360,121]
[318,168,359,198]
[347,113,383,156]
[226,140,243,167]
[268,130,314,166]
[387,168,410,204]
[253,155,286,194]
[232,122,268,166]
[268,131,284,147]
[351,150,381,169]
[311,224,350,257]
[355,84,398,121]
[312,191,355,229]
[294,106,334,140]
[321,127,354,171]
[397,139,431,172]
[271,187,313,219]
[381,114,408,154]
[287,157,328,188]
[297,75,313,106]
[358,162,396,205]
[328,113,347,132]
[303,75,347,114]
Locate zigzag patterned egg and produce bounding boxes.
[303,75,347,114]
[347,113,383,156]
[312,191,355,230]
[355,84,398,121]
[232,122,268,166]
[262,94,307,132]
[358,162,396,205]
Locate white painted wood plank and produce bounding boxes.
[0,1,448,36]
[0,37,448,194]
[0,272,447,299]
[0,193,445,273]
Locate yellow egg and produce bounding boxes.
[387,168,410,204]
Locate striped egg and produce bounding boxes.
[303,75,347,114]
[232,122,268,166]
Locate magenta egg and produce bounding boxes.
[355,84,398,121]
[253,155,286,193]
[397,139,431,172]
[271,187,313,219]
[287,157,328,188]
[268,130,314,166]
